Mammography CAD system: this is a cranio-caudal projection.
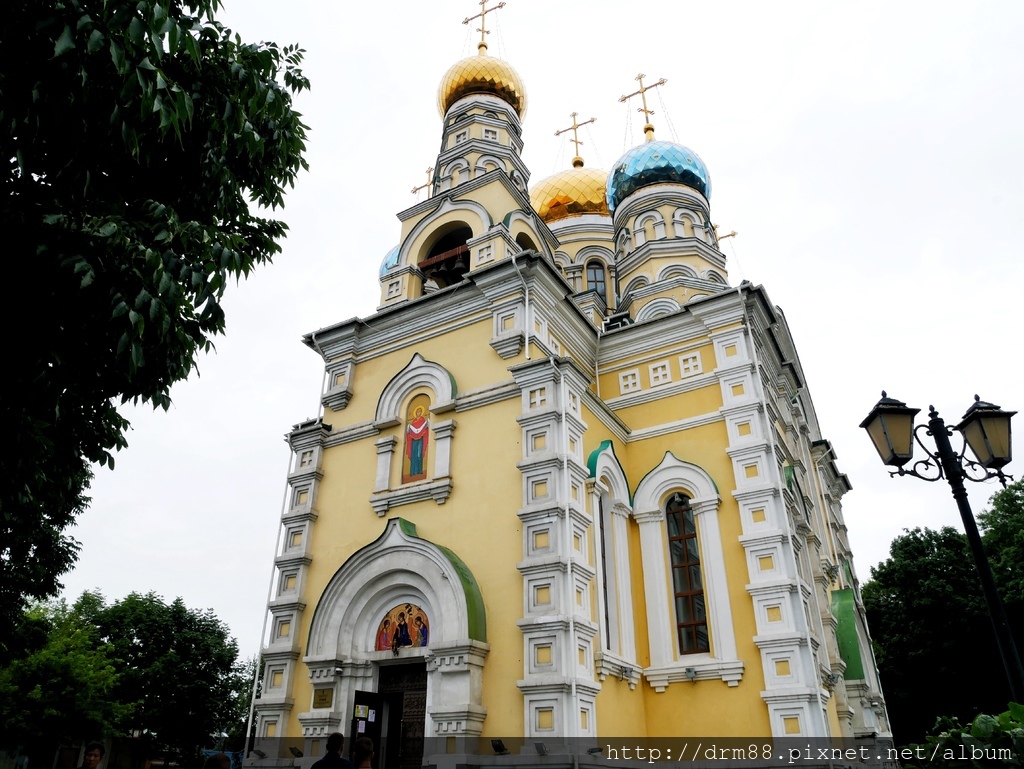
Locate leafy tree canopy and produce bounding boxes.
[863,480,1024,744]
[0,598,125,748]
[0,0,309,633]
[0,591,249,765]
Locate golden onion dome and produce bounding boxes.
[530,161,610,224]
[437,47,527,118]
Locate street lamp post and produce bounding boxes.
[861,393,1024,704]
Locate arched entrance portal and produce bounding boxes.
[299,519,489,754]
[351,661,427,769]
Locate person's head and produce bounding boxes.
[414,617,423,627]
[353,738,374,766]
[83,743,104,769]
[325,732,345,755]
[398,612,405,621]
[382,619,390,628]
[202,754,231,769]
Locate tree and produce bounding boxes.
[94,592,244,764]
[0,597,126,762]
[978,482,1024,604]
[0,0,309,632]
[863,480,1024,744]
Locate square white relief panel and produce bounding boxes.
[618,369,641,394]
[678,352,703,377]
[648,360,672,387]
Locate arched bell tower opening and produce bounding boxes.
[515,232,538,252]
[419,224,473,289]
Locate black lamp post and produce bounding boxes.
[861,393,1023,703]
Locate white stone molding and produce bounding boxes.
[657,263,699,281]
[632,452,743,688]
[633,210,667,245]
[374,353,457,423]
[321,358,354,411]
[398,197,492,270]
[473,153,507,177]
[373,436,397,492]
[370,478,454,516]
[621,275,650,297]
[305,519,488,737]
[635,297,681,322]
[586,444,637,662]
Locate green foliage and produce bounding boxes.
[0,0,309,631]
[903,703,1024,768]
[979,483,1024,605]
[94,592,245,764]
[0,592,245,763]
[0,599,126,747]
[863,480,1024,744]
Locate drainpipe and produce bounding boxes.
[246,452,293,755]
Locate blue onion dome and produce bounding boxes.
[379,244,400,276]
[606,140,711,212]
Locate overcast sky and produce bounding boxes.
[62,1,1024,659]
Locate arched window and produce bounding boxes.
[586,260,607,304]
[666,492,709,654]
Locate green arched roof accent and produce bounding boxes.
[831,588,865,680]
[633,451,720,499]
[502,211,518,228]
[396,518,486,643]
[586,440,633,505]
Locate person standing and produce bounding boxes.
[352,738,374,769]
[78,743,104,769]
[311,732,354,769]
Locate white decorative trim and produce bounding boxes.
[370,478,453,515]
[305,519,489,738]
[636,297,681,322]
[632,453,743,687]
[375,353,457,422]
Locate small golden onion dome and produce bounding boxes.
[530,163,610,224]
[437,49,527,118]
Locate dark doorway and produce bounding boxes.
[351,662,426,769]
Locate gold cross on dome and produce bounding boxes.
[619,73,667,141]
[555,112,596,168]
[463,0,506,52]
[411,167,434,197]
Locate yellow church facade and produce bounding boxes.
[252,15,888,766]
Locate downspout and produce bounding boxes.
[246,453,292,754]
[512,253,531,360]
[550,356,578,737]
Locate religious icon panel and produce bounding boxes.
[375,602,430,651]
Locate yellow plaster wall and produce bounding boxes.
[290,318,532,737]
[619,419,772,736]
[322,321,510,427]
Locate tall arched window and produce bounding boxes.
[666,492,709,654]
[586,260,607,304]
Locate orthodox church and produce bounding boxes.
[251,6,889,766]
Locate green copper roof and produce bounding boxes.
[397,519,486,642]
[831,588,865,680]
